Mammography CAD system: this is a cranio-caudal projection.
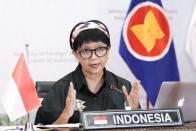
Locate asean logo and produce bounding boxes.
[123,2,171,61]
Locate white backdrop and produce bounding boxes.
[0,0,196,113]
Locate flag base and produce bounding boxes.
[24,122,35,131]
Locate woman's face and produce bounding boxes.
[73,41,109,75]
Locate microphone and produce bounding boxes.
[108,83,131,110]
[108,83,124,96]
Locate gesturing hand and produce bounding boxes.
[122,81,140,110]
[53,82,76,124]
[64,82,76,119]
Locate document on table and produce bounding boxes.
[36,123,81,129]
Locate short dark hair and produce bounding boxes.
[69,20,110,51]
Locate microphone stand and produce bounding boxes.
[24,43,35,131]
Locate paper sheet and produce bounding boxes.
[36,123,81,129]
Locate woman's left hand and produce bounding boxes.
[122,80,140,109]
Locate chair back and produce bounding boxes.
[35,81,55,98]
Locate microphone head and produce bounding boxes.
[108,83,114,91]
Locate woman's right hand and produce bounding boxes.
[64,82,76,120]
[53,82,76,124]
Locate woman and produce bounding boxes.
[35,20,140,125]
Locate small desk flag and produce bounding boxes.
[1,53,41,121]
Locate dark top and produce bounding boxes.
[35,64,132,125]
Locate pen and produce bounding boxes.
[5,127,23,131]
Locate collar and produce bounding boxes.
[72,64,87,91]
[72,64,117,91]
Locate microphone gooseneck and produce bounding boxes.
[108,84,124,96]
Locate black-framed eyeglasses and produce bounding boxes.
[77,47,109,59]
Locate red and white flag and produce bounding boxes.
[93,116,108,125]
[1,53,41,121]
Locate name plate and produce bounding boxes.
[80,108,183,129]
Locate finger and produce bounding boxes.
[122,85,129,98]
[67,82,76,100]
[131,81,140,99]
[133,81,139,89]
[132,81,140,94]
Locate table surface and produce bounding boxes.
[1,122,196,131]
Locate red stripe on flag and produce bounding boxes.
[12,53,41,112]
[93,116,108,125]
[94,116,107,121]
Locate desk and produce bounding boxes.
[1,122,196,131]
[39,122,196,131]
[54,122,196,131]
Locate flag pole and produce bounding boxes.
[24,43,35,131]
[146,96,149,109]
